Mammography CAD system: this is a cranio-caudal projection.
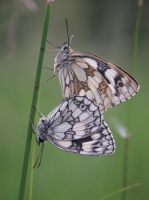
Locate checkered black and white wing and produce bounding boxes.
[55,44,140,113]
[48,96,101,140]
[47,118,115,156]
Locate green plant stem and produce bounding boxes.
[132,0,143,70]
[121,1,143,200]
[28,140,36,200]
[122,138,129,200]
[18,5,51,200]
[99,183,140,200]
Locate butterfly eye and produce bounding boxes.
[41,119,46,123]
[80,103,87,111]
[62,43,69,50]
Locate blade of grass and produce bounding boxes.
[28,139,36,200]
[99,183,140,200]
[121,137,129,200]
[121,1,143,200]
[18,5,51,200]
[132,0,143,70]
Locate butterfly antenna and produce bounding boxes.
[43,66,53,70]
[33,143,44,168]
[39,74,56,86]
[46,74,56,82]
[47,49,60,53]
[65,19,70,46]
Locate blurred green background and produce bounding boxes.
[0,0,148,200]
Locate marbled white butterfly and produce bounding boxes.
[36,96,115,156]
[53,21,140,113]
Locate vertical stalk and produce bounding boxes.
[18,5,51,200]
[121,1,143,200]
[28,140,36,200]
[122,138,129,200]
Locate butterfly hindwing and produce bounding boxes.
[47,118,115,156]
[48,96,101,140]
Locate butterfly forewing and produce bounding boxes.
[48,96,101,140]
[55,45,140,112]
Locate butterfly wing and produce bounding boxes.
[47,119,115,156]
[48,96,101,140]
[58,51,140,112]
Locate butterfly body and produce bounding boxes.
[36,96,115,156]
[54,42,140,112]
[36,117,51,144]
[54,42,74,73]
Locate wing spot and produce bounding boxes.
[74,99,80,105]
[79,103,87,111]
[98,81,107,93]
[118,82,123,87]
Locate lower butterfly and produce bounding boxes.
[35,96,115,156]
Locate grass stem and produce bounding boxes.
[28,140,36,200]
[18,5,51,200]
[99,183,140,200]
[121,138,129,200]
[121,1,143,200]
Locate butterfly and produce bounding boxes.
[53,22,140,113]
[35,96,115,156]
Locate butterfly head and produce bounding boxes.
[36,117,50,145]
[61,42,69,51]
[54,42,73,74]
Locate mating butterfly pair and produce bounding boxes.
[35,36,139,157]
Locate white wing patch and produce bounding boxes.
[83,58,98,69]
[71,64,87,82]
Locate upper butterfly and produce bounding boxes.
[54,42,140,113]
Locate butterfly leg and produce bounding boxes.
[46,39,61,48]
[42,66,53,70]
[32,104,45,118]
[33,143,44,168]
